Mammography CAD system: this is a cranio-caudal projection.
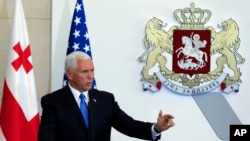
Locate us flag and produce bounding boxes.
[63,0,96,88]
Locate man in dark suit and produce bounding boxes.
[38,51,175,141]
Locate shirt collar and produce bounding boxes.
[68,83,89,102]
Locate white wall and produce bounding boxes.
[52,0,250,140]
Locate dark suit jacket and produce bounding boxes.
[38,86,159,141]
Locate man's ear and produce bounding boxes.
[65,70,73,79]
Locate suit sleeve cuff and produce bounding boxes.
[151,124,161,139]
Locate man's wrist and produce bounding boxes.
[154,124,161,133]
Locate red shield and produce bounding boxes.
[173,30,211,76]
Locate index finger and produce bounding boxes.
[164,114,174,119]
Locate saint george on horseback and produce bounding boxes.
[175,33,208,69]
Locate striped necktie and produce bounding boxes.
[79,94,89,128]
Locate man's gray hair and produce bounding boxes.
[65,51,91,71]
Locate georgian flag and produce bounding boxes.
[143,81,162,92]
[220,82,240,94]
[0,0,40,141]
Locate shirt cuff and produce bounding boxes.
[151,124,161,139]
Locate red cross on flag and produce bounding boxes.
[0,0,40,141]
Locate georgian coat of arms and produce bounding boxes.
[138,2,245,95]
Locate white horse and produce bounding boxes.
[175,36,207,67]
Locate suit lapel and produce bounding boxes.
[88,90,98,128]
[62,86,87,128]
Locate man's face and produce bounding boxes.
[67,59,94,92]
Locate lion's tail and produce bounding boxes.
[233,38,245,64]
[138,38,150,62]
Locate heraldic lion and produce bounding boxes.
[206,18,245,84]
[138,17,177,82]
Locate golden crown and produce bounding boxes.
[173,2,212,29]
